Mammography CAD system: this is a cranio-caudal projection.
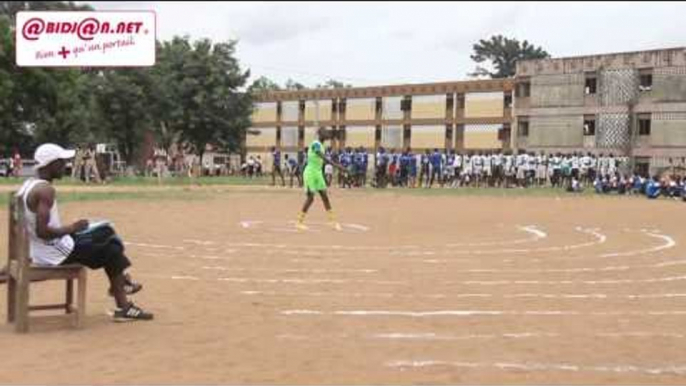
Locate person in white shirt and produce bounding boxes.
[599,153,609,180]
[462,152,473,187]
[16,144,153,322]
[571,152,580,182]
[536,152,547,187]
[503,151,514,188]
[608,153,617,178]
[492,152,503,188]
[482,151,492,187]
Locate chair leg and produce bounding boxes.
[75,269,87,329]
[65,279,74,314]
[7,276,16,323]
[15,275,30,333]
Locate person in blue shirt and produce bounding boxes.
[354,147,365,187]
[361,148,369,187]
[270,146,285,187]
[284,153,300,188]
[409,150,418,188]
[375,147,387,188]
[297,148,307,188]
[419,149,430,188]
[340,147,354,188]
[646,176,662,199]
[429,148,442,188]
[399,148,411,187]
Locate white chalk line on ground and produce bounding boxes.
[193,258,686,275]
[239,220,370,233]
[144,272,686,287]
[275,331,686,341]
[238,290,686,301]
[389,227,607,257]
[217,277,403,285]
[201,266,378,274]
[129,226,607,259]
[444,225,547,247]
[136,251,237,261]
[386,360,686,376]
[600,231,677,258]
[280,309,686,317]
[180,224,547,251]
[451,274,686,286]
[130,228,674,262]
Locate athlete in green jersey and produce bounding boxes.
[297,127,347,231]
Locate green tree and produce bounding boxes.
[316,79,352,89]
[248,76,282,93]
[0,1,96,156]
[147,37,190,157]
[171,38,253,160]
[469,35,549,78]
[93,69,152,165]
[0,1,93,22]
[285,78,306,90]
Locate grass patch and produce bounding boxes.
[0,189,215,207]
[0,176,272,187]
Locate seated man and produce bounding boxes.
[14,144,153,322]
[646,176,662,199]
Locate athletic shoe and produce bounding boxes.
[331,222,342,231]
[108,274,143,297]
[112,303,154,322]
[295,221,308,231]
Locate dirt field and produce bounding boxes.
[1,187,686,384]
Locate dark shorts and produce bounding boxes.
[61,225,131,278]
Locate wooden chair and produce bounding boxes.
[6,192,87,333]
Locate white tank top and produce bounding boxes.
[16,179,74,266]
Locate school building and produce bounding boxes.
[514,47,686,175]
[247,46,686,174]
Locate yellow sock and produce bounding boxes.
[327,210,336,222]
[297,211,306,223]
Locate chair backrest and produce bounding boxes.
[8,192,31,274]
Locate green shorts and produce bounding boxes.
[304,169,327,193]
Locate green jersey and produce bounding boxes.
[305,140,324,173]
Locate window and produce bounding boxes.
[401,96,412,111]
[375,97,382,114]
[516,81,531,97]
[518,120,529,137]
[456,93,465,109]
[446,94,454,111]
[584,73,597,95]
[639,70,653,92]
[299,100,305,112]
[638,116,651,136]
[504,93,513,108]
[375,126,382,141]
[339,98,346,113]
[583,116,596,136]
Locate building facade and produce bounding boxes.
[513,47,686,175]
[247,47,686,175]
[248,79,514,164]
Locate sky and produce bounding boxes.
[90,1,686,88]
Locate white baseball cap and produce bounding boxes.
[34,143,76,170]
